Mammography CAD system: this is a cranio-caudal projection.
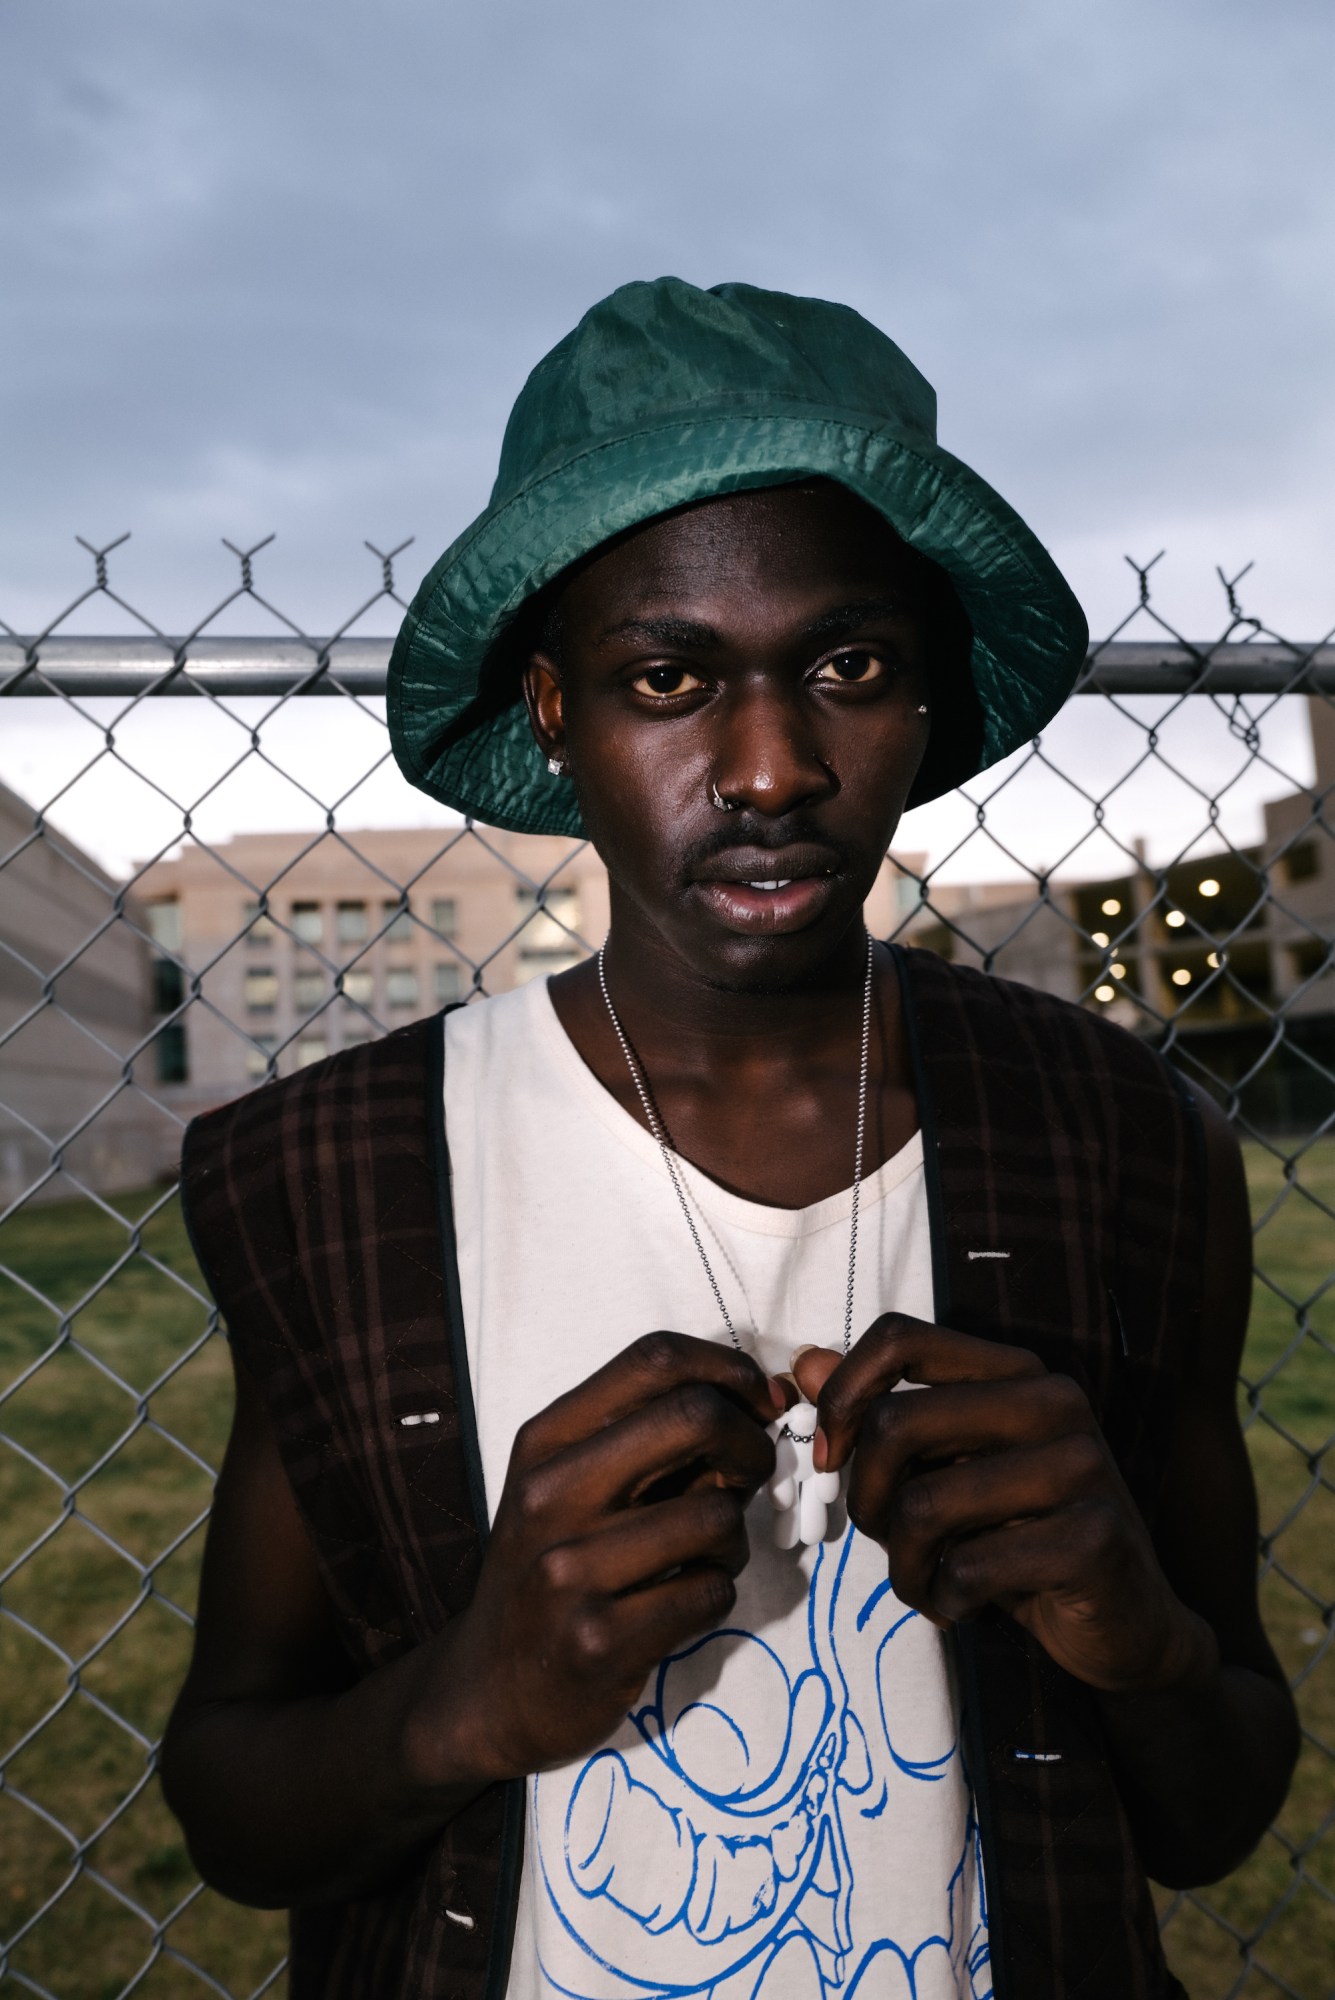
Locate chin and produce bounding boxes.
[685,919,866,995]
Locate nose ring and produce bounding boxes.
[710,781,739,812]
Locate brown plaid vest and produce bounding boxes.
[180,946,1202,2000]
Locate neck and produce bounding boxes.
[546,894,917,1210]
[593,891,875,1081]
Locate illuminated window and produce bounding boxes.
[1100,898,1121,917]
[1197,878,1220,898]
[1094,985,1116,1003]
[386,968,419,1009]
[244,968,279,1013]
[382,898,414,941]
[296,1038,328,1068]
[1090,930,1109,948]
[245,1037,277,1080]
[1171,968,1192,988]
[1165,909,1186,928]
[292,902,323,944]
[337,901,368,943]
[341,970,374,1006]
[242,899,276,942]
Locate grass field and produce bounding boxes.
[1,1145,1331,1999]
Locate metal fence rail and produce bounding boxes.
[1,538,1332,1998]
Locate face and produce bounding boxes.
[523,480,932,990]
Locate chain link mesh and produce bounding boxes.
[1,538,1331,1997]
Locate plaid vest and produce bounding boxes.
[180,947,1202,2000]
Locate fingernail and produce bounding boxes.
[813,1427,829,1472]
[766,1376,788,1416]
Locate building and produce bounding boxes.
[133,824,929,1120]
[906,697,1335,1128]
[0,780,169,1207]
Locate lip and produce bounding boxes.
[693,843,839,887]
[692,875,840,934]
[690,843,843,935]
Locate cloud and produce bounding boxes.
[3,1,1331,647]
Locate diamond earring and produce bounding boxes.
[547,755,566,777]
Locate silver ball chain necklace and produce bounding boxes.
[596,930,876,1548]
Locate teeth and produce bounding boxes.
[747,880,792,891]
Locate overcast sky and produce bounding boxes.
[3,0,1332,877]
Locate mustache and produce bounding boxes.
[679,811,854,874]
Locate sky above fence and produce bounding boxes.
[4,0,1335,644]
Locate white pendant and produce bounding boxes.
[765,1403,842,1547]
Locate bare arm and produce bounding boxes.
[161,1334,782,1909]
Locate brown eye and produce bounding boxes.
[814,651,885,685]
[631,665,707,697]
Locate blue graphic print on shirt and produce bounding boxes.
[533,1529,991,2000]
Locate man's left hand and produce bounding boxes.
[792,1313,1216,1697]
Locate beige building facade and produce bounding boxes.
[134,823,927,1120]
[0,780,167,1207]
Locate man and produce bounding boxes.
[163,279,1297,2000]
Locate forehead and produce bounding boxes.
[555,481,923,633]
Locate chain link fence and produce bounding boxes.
[1,538,1332,1998]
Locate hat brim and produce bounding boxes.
[388,405,1088,836]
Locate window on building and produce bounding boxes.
[431,897,458,938]
[343,1024,374,1048]
[145,899,182,951]
[515,886,583,979]
[242,899,277,941]
[296,1037,329,1068]
[245,968,279,1014]
[292,902,324,945]
[435,962,463,1005]
[382,898,414,941]
[245,1037,278,1080]
[341,969,374,1006]
[294,969,325,1011]
[386,968,419,1009]
[336,900,368,943]
[1285,842,1319,884]
[154,1022,188,1084]
[152,959,184,1013]
[1290,940,1330,982]
[516,887,581,952]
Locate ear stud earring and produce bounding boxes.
[547,755,567,777]
[917,704,929,715]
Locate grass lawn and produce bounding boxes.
[1,1144,1331,1999]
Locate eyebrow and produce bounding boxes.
[595,597,912,653]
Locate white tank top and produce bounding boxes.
[445,979,989,2000]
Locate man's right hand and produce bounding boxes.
[408,1332,783,1784]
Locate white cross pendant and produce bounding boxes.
[765,1402,843,1548]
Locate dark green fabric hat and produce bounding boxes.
[388,277,1088,834]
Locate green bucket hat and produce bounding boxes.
[388,277,1088,835]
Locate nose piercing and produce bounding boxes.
[710,781,739,812]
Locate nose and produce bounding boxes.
[710,682,836,817]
